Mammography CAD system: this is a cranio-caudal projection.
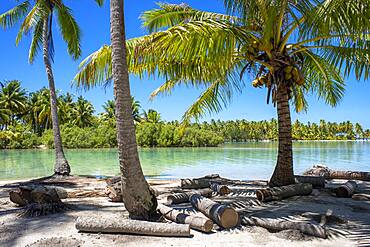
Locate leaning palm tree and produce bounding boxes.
[75,1,370,186]
[109,0,157,219]
[0,0,103,175]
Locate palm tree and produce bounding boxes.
[75,1,370,186]
[0,80,27,129]
[0,0,103,175]
[142,109,161,124]
[71,96,94,128]
[101,97,142,123]
[109,0,157,219]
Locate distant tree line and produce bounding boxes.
[0,81,369,149]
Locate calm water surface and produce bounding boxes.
[1,141,369,180]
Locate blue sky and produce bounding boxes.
[1,0,369,128]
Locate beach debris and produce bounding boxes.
[190,194,239,229]
[335,180,357,198]
[75,217,191,237]
[9,185,68,216]
[304,165,370,181]
[256,183,312,202]
[210,183,231,195]
[157,204,213,232]
[352,193,370,201]
[181,174,251,189]
[301,210,347,225]
[242,216,327,238]
[294,175,325,188]
[67,188,106,198]
[166,188,213,205]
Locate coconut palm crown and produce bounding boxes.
[74,1,370,186]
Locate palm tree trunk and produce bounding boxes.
[269,82,295,187]
[110,0,157,219]
[42,18,70,176]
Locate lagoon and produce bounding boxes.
[0,141,369,181]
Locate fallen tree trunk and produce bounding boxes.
[294,175,325,188]
[157,204,213,232]
[256,183,312,202]
[335,180,357,198]
[166,189,213,205]
[181,174,229,189]
[190,194,239,229]
[242,216,327,238]
[352,193,370,201]
[67,189,106,198]
[75,217,191,237]
[210,183,231,195]
[304,165,370,181]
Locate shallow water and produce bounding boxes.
[0,141,369,180]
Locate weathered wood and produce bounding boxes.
[105,183,122,202]
[75,217,191,237]
[9,185,67,206]
[304,165,370,181]
[294,175,325,188]
[9,185,68,216]
[242,216,327,238]
[190,194,239,229]
[181,174,229,189]
[352,193,370,201]
[166,189,213,205]
[210,183,231,195]
[67,189,106,198]
[335,180,357,198]
[157,204,213,232]
[256,183,312,202]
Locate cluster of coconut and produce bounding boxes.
[284,65,304,86]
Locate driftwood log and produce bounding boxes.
[157,204,213,232]
[67,189,106,198]
[304,165,370,181]
[242,216,327,238]
[9,185,68,216]
[190,194,239,229]
[75,217,191,237]
[294,175,325,188]
[166,189,213,205]
[210,183,231,195]
[181,174,227,189]
[352,193,370,201]
[256,183,312,202]
[335,180,357,198]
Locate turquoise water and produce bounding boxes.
[0,141,369,180]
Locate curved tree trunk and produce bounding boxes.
[110,0,157,220]
[269,82,295,187]
[42,18,70,176]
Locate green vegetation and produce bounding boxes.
[0,82,369,149]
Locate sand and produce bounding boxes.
[0,176,369,247]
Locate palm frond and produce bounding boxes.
[0,1,30,29]
[302,50,345,107]
[28,18,44,63]
[141,2,240,33]
[55,3,81,59]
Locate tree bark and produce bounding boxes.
[157,204,213,232]
[294,175,325,188]
[210,183,231,195]
[42,18,70,176]
[269,82,295,187]
[304,165,370,181]
[75,217,191,237]
[242,216,327,238]
[256,183,312,202]
[190,194,239,229]
[110,0,157,219]
[166,189,213,205]
[335,180,357,198]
